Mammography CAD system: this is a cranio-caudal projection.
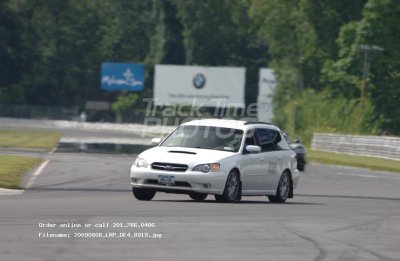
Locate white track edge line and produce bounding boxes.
[25,160,50,188]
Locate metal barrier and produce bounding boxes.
[311,133,400,161]
[0,117,176,136]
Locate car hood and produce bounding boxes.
[138,146,236,167]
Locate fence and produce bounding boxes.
[311,133,400,161]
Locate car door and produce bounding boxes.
[239,129,266,191]
[254,128,281,191]
[273,131,295,185]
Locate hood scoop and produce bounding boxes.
[168,150,197,155]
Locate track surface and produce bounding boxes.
[1,149,400,261]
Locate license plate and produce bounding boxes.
[158,175,175,185]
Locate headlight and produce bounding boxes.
[192,163,220,173]
[133,157,148,168]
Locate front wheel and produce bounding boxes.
[132,188,156,201]
[215,169,241,202]
[268,171,291,203]
[189,193,208,201]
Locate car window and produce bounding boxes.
[160,125,244,152]
[242,129,258,154]
[277,132,291,150]
[244,129,257,146]
[256,128,278,152]
[283,133,291,144]
[255,128,290,152]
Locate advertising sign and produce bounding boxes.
[154,65,245,107]
[257,68,277,122]
[101,62,144,91]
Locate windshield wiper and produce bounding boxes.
[193,146,213,150]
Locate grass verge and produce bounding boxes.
[0,130,62,150]
[309,150,400,173]
[0,155,42,189]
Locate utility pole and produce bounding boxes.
[359,45,384,99]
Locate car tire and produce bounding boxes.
[132,188,156,201]
[236,180,242,201]
[268,171,291,203]
[214,194,226,202]
[297,156,306,171]
[215,169,240,203]
[189,193,208,201]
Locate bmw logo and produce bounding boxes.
[193,73,206,89]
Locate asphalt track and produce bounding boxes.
[1,148,400,261]
[0,118,399,260]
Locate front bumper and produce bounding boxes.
[130,165,227,195]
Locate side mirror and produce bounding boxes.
[246,145,261,153]
[151,138,162,146]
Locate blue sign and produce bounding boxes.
[101,62,144,91]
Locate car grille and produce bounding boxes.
[151,162,188,172]
[145,179,191,188]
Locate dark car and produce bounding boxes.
[283,133,306,171]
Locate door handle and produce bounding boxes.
[278,157,283,160]
[260,158,265,161]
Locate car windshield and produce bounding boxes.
[160,125,244,152]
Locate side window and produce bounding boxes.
[256,128,281,152]
[243,129,257,154]
[277,132,290,150]
[245,129,257,146]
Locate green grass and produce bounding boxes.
[309,150,400,173]
[0,130,62,150]
[0,155,42,189]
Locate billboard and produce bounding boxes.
[101,62,144,91]
[154,65,245,107]
[257,68,276,122]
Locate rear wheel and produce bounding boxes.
[132,188,156,201]
[189,193,208,201]
[268,171,291,203]
[214,169,240,202]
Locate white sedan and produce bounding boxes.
[130,119,300,203]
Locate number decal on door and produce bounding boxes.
[267,162,277,175]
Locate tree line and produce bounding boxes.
[0,0,399,140]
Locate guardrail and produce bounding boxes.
[311,133,400,161]
[0,117,176,136]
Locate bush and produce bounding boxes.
[278,89,381,145]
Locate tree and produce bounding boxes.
[146,0,185,65]
[0,0,19,93]
[249,0,368,133]
[1,0,108,106]
[174,0,269,105]
[324,0,400,134]
[99,0,153,62]
[0,0,155,110]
